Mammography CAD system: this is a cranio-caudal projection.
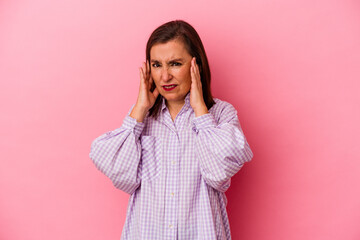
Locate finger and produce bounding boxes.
[143,62,150,84]
[141,62,149,86]
[139,67,145,84]
[143,61,147,75]
[192,59,202,91]
[193,58,199,77]
[147,60,150,73]
[140,62,146,79]
[190,63,196,83]
[195,61,201,85]
[148,72,153,84]
[193,57,197,74]
[146,60,151,80]
[148,74,154,91]
[139,70,148,96]
[191,57,195,67]
[191,64,198,83]
[152,87,159,99]
[140,68,148,92]
[191,58,197,76]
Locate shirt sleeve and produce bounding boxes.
[89,107,145,195]
[192,102,253,192]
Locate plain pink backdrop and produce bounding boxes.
[1,0,359,239]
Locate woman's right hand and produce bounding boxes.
[130,61,159,122]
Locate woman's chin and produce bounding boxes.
[162,93,186,103]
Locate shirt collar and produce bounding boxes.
[184,92,191,110]
[161,96,166,111]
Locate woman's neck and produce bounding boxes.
[166,99,185,121]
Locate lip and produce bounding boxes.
[162,84,177,91]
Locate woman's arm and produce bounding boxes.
[90,60,159,194]
[89,113,144,195]
[192,101,253,192]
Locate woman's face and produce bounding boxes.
[150,39,193,106]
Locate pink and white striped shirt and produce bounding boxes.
[89,92,253,240]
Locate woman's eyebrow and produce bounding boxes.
[150,58,184,63]
[168,58,184,62]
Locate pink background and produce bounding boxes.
[1,0,360,239]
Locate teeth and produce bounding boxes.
[164,85,175,89]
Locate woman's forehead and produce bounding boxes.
[150,40,191,61]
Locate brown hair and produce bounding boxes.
[146,20,215,118]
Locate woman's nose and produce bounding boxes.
[161,67,172,81]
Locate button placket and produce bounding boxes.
[164,131,179,238]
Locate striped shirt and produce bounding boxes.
[89,92,253,239]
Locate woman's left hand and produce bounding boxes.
[190,57,209,117]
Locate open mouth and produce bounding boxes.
[162,85,177,91]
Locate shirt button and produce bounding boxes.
[171,192,175,197]
[169,224,173,229]
[172,161,176,165]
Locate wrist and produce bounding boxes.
[130,104,148,122]
[193,103,208,117]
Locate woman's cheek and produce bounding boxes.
[178,66,191,79]
[151,72,160,84]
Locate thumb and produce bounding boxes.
[153,88,160,99]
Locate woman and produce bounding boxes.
[89,20,253,240]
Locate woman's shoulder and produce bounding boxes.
[208,97,238,124]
